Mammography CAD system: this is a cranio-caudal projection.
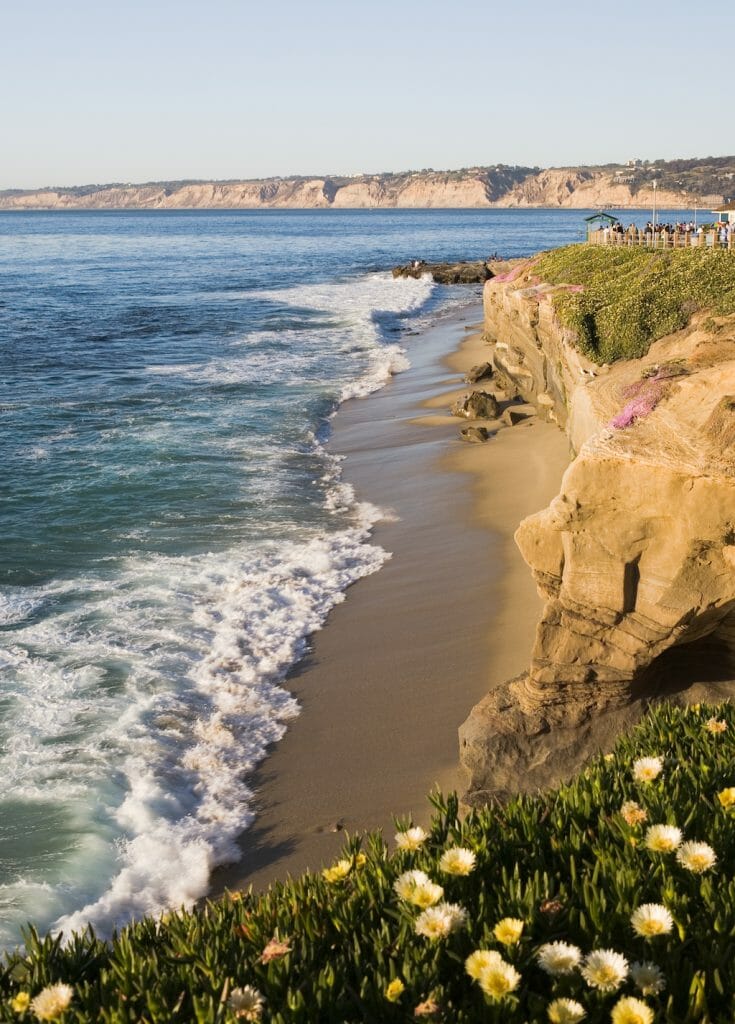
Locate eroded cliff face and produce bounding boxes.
[0,167,720,210]
[460,267,735,803]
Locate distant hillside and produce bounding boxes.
[2,157,733,210]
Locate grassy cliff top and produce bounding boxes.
[533,247,735,363]
[2,702,735,1022]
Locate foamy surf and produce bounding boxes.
[0,270,439,947]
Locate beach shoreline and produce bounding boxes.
[211,301,570,897]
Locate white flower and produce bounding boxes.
[477,958,521,1001]
[438,846,476,875]
[581,949,628,991]
[394,869,430,899]
[465,949,503,980]
[630,961,666,996]
[630,903,673,938]
[29,984,74,1021]
[676,840,717,873]
[395,826,428,851]
[414,901,467,940]
[228,986,264,1020]
[548,998,586,1024]
[394,869,444,908]
[644,823,682,853]
[633,757,663,782]
[536,941,583,975]
[610,995,654,1024]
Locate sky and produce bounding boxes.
[1,0,732,190]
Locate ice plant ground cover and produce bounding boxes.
[532,246,735,363]
[1,703,735,1022]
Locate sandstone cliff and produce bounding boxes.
[2,162,729,210]
[459,264,735,803]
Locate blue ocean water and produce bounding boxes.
[0,207,695,945]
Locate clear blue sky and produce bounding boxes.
[1,0,731,189]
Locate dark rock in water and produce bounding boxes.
[392,260,493,284]
[502,408,533,426]
[465,362,494,384]
[451,390,500,420]
[460,426,491,443]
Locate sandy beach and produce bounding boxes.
[212,304,570,896]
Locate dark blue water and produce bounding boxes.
[0,207,695,945]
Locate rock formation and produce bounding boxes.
[392,261,492,284]
[460,264,735,804]
[465,362,494,384]
[451,391,500,420]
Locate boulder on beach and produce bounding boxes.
[502,408,533,426]
[451,390,500,420]
[460,426,491,443]
[465,362,494,384]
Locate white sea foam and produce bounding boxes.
[0,270,439,946]
[0,506,389,943]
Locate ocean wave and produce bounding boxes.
[0,501,389,943]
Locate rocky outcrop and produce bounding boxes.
[451,391,500,420]
[392,261,492,284]
[460,426,492,443]
[465,362,494,384]
[460,265,735,804]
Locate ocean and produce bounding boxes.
[0,207,696,946]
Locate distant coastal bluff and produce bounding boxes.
[460,250,735,802]
[1,158,732,209]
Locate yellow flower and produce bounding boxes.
[29,985,74,1022]
[385,979,405,1002]
[610,995,654,1024]
[717,787,735,808]
[493,917,524,945]
[705,717,727,734]
[322,859,351,883]
[10,992,30,1013]
[477,959,521,1001]
[465,949,503,980]
[354,852,367,868]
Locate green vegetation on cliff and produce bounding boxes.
[534,247,735,363]
[2,703,735,1022]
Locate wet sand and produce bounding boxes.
[212,305,570,895]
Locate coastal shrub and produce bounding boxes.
[2,702,735,1021]
[533,247,735,363]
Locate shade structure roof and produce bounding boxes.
[584,212,619,224]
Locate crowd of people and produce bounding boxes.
[598,219,734,245]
